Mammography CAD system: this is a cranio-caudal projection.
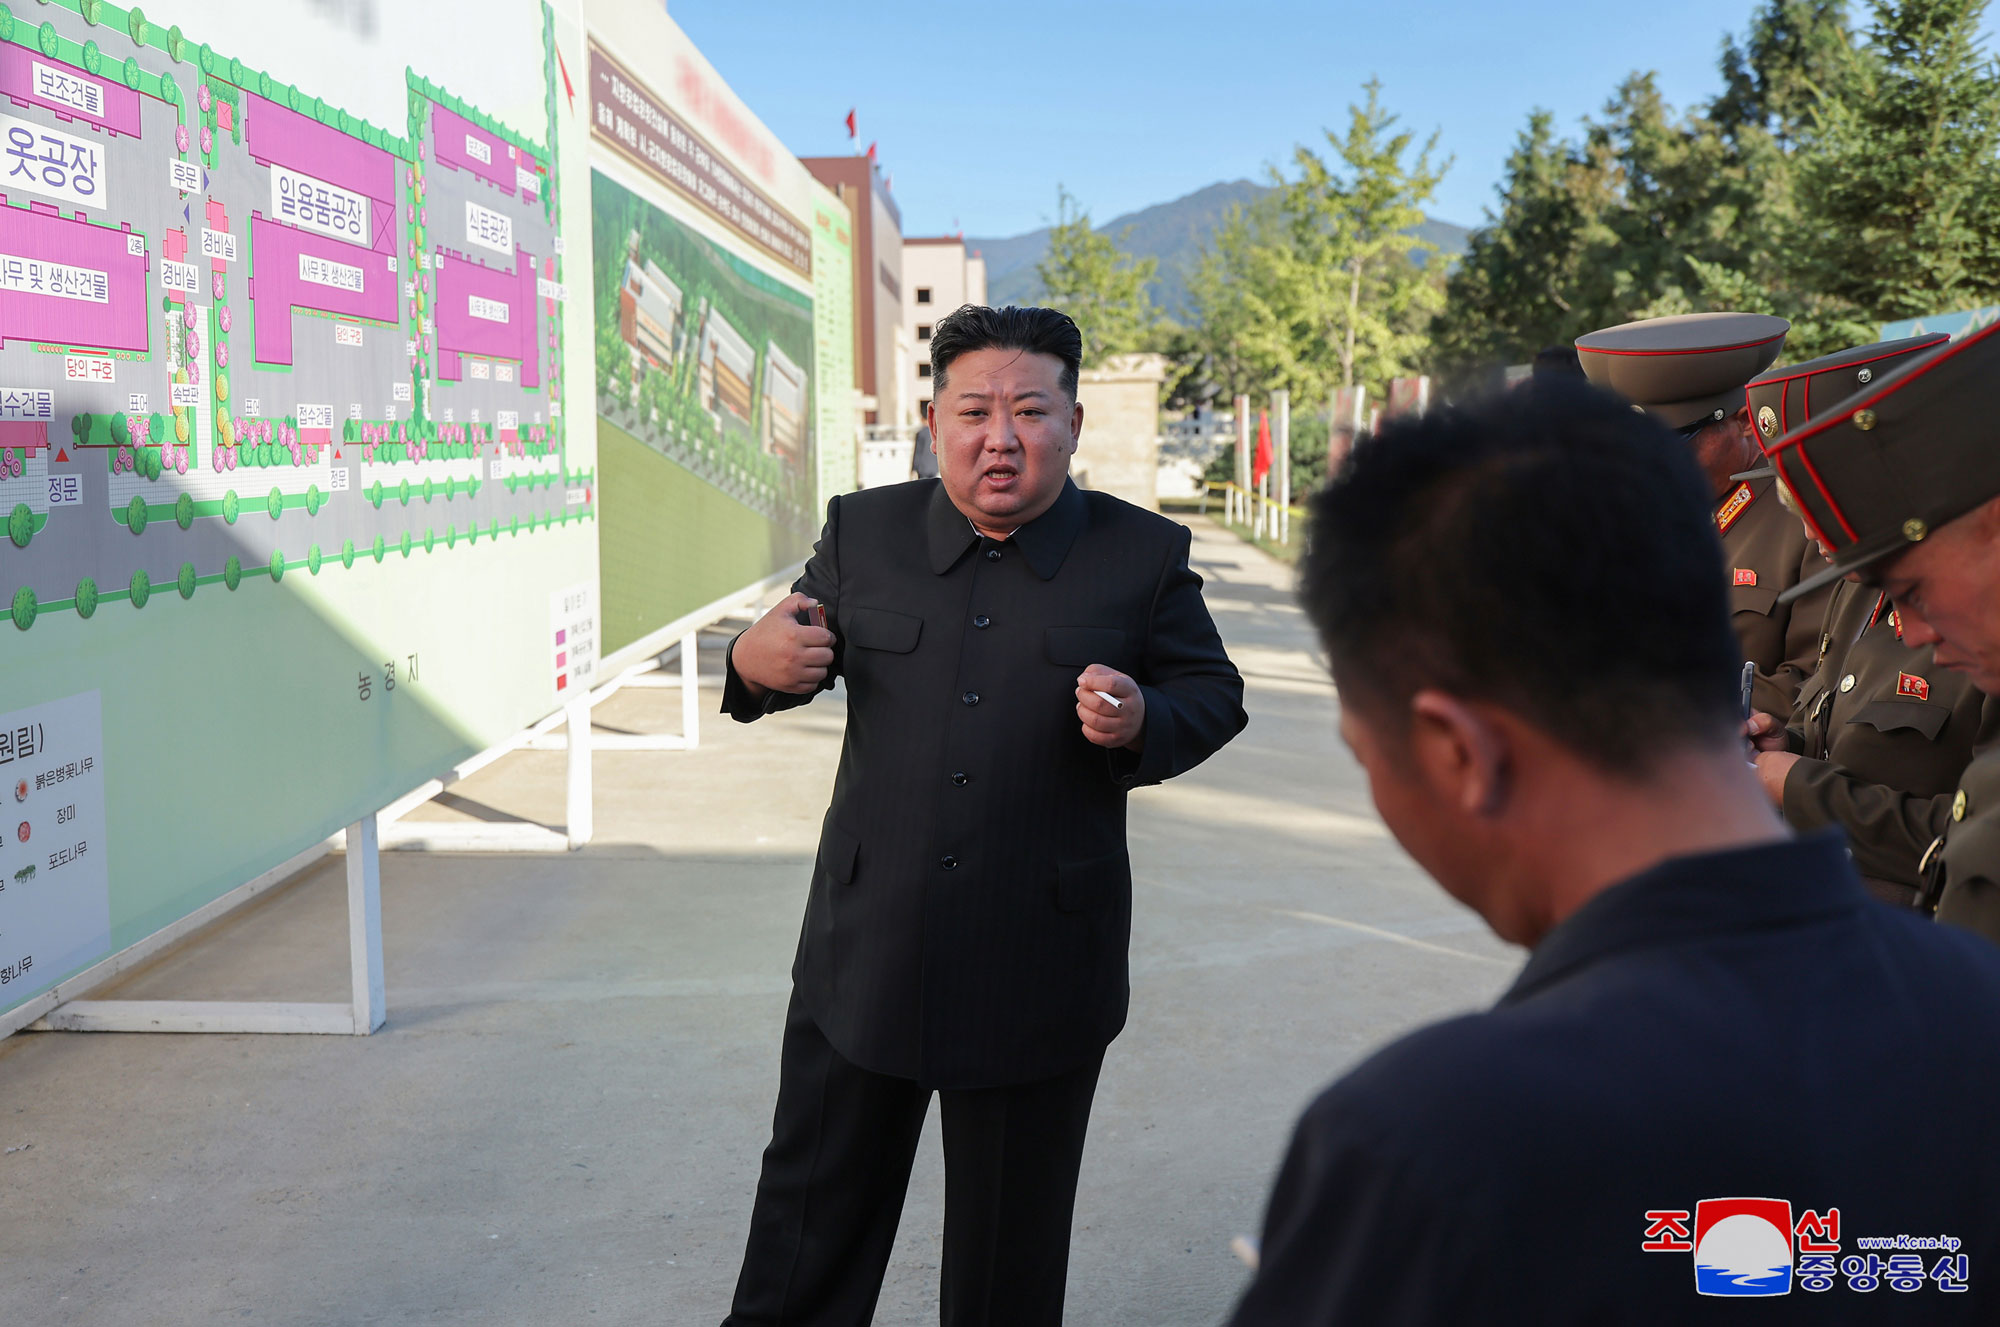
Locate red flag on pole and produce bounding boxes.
[845,109,857,138]
[865,141,877,163]
[1253,410,1273,486]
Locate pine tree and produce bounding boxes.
[1715,0,1857,146]
[1036,188,1163,367]
[1790,0,2000,319]
[1430,111,1618,384]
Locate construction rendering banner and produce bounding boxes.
[585,0,846,657]
[0,0,600,1017]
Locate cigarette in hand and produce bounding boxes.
[1092,689,1123,710]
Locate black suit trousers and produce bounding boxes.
[723,991,1103,1327]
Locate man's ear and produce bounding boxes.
[1069,398,1084,450]
[1407,690,1510,817]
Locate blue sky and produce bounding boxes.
[665,0,1922,240]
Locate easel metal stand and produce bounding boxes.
[33,815,387,1035]
[17,623,719,1038]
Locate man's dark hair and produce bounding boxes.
[1300,377,1742,769]
[929,305,1083,400]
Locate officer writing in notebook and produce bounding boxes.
[1736,335,1988,909]
[1760,320,2000,945]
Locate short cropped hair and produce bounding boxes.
[929,305,1083,401]
[1299,377,1742,768]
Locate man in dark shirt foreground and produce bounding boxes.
[1227,379,2000,1324]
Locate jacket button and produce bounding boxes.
[985,548,1002,561]
[1840,674,1856,692]
[950,771,969,786]
[973,614,991,629]
[941,855,959,870]
[962,690,979,706]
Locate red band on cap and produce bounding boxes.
[1580,333,1787,358]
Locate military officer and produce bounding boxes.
[1735,336,1986,907]
[1757,578,1989,906]
[1769,319,2000,945]
[1577,312,1834,720]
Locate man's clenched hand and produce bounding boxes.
[733,592,836,699]
[1076,664,1145,750]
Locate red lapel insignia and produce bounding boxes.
[1715,482,1755,534]
[1733,568,1758,587]
[1897,672,1931,701]
[1891,610,1903,640]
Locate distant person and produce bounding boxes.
[912,422,938,480]
[1578,313,1834,721]
[1530,343,1584,377]
[1227,378,2000,1324]
[1755,319,2000,944]
[718,305,1246,1326]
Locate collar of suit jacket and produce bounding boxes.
[926,477,1086,580]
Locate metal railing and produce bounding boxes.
[1201,481,1307,545]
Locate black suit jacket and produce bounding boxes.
[1228,833,2000,1324]
[724,478,1246,1088]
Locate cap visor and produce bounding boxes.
[1778,544,1900,605]
[1731,465,1776,482]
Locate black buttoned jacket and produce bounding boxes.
[723,478,1246,1088]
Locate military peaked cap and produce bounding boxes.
[1769,321,1999,604]
[1733,333,1950,480]
[1576,312,1790,431]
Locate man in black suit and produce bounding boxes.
[1227,381,2000,1324]
[719,305,1246,1327]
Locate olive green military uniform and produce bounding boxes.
[1715,476,1835,720]
[1766,321,2000,946]
[1782,580,1988,905]
[1578,313,1827,720]
[1932,736,2000,939]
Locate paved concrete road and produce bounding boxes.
[0,517,1519,1326]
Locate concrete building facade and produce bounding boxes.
[901,237,988,420]
[801,156,911,433]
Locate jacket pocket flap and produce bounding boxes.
[1848,699,1950,741]
[1056,849,1131,912]
[818,823,860,885]
[847,607,922,653]
[1045,626,1127,667]
[1731,584,1779,617]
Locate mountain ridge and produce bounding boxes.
[966,180,1471,320]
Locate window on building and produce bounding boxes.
[916,287,933,304]
[918,363,932,378]
[917,324,932,341]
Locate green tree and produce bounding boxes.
[1715,0,1857,147]
[1186,191,1295,400]
[1789,0,2000,318]
[1035,187,1162,366]
[1429,111,1620,384]
[1274,79,1449,394]
[1189,80,1448,407]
